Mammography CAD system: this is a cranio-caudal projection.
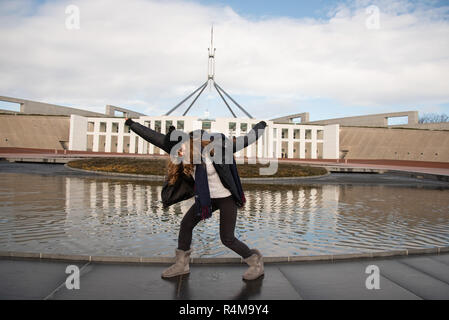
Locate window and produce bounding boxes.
[87,122,95,132]
[124,135,130,152]
[305,129,312,139]
[112,123,119,133]
[282,129,288,139]
[229,122,236,131]
[240,123,248,132]
[86,135,93,151]
[202,121,211,130]
[317,130,323,139]
[388,116,408,126]
[155,121,161,133]
[177,120,184,130]
[166,120,173,129]
[99,122,107,133]
[294,129,300,139]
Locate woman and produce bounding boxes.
[125,118,267,281]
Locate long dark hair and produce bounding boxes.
[166,136,213,185]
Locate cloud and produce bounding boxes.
[0,0,448,117]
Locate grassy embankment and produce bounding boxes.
[67,157,327,178]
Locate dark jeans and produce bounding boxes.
[177,196,253,259]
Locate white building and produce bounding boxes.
[69,114,339,159]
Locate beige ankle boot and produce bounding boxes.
[242,249,264,281]
[161,248,192,278]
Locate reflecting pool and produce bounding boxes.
[1,171,449,257]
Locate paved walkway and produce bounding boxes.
[1,253,449,300]
[283,159,449,177]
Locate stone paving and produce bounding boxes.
[1,253,448,300]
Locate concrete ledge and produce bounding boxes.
[8,251,41,259]
[7,157,85,164]
[141,257,175,264]
[331,252,374,261]
[262,256,290,263]
[2,247,448,265]
[89,255,142,264]
[326,167,386,174]
[369,250,408,258]
[191,257,242,264]
[439,246,449,253]
[407,247,439,255]
[40,253,91,262]
[64,164,166,180]
[387,169,449,183]
[288,255,333,262]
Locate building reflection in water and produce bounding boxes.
[1,172,448,258]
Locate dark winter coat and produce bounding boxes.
[126,119,267,208]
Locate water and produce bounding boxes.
[1,170,449,258]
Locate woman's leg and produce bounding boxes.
[162,203,202,278]
[215,196,253,259]
[177,202,203,251]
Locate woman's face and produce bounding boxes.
[178,142,187,157]
[178,138,209,163]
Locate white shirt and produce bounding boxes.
[192,157,232,199]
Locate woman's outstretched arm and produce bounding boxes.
[233,120,267,153]
[125,118,170,153]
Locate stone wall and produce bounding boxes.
[340,126,449,162]
[0,114,70,150]
[307,111,419,127]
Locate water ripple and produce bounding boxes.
[0,174,448,257]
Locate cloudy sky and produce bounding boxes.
[0,0,448,122]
